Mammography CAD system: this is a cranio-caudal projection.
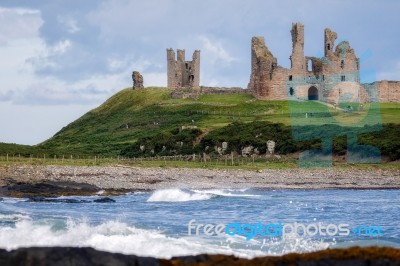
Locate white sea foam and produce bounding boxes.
[0,219,332,259]
[0,214,31,222]
[193,189,259,198]
[0,197,26,204]
[147,189,259,202]
[96,190,105,195]
[147,189,212,202]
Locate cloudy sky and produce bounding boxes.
[0,0,399,145]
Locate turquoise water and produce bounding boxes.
[0,189,399,258]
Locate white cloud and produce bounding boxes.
[52,40,72,54]
[198,36,236,65]
[0,7,40,15]
[0,0,399,145]
[107,57,153,72]
[141,72,166,87]
[0,7,43,45]
[0,102,95,145]
[108,58,128,71]
[203,79,220,87]
[58,16,81,34]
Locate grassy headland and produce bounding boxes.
[0,87,399,167]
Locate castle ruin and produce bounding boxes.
[132,71,144,89]
[161,23,400,103]
[248,23,368,104]
[167,49,200,89]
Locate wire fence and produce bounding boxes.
[0,153,289,167]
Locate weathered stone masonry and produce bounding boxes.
[162,23,400,103]
[370,81,400,103]
[167,49,200,89]
[132,71,144,89]
[248,23,369,104]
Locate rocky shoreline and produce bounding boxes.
[0,164,399,197]
[0,246,399,265]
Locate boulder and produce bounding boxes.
[94,197,115,203]
[132,71,144,89]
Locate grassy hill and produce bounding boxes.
[39,87,290,156]
[1,87,399,160]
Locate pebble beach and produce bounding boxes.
[0,164,399,193]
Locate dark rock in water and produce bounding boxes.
[26,196,46,202]
[0,247,157,266]
[0,246,398,266]
[26,197,90,203]
[1,181,100,198]
[94,197,115,203]
[0,197,3,201]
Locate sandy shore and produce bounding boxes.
[0,164,399,193]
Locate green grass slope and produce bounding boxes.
[1,87,399,158]
[39,87,290,156]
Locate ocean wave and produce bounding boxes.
[147,189,213,202]
[0,213,31,222]
[192,189,259,198]
[0,219,333,259]
[147,189,259,202]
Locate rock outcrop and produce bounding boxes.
[0,246,399,266]
[132,71,144,89]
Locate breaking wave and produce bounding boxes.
[147,189,258,202]
[147,189,212,202]
[0,218,333,259]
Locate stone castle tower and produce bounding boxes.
[167,49,200,89]
[248,23,365,104]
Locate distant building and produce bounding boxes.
[248,23,370,104]
[167,49,200,89]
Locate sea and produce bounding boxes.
[0,188,399,258]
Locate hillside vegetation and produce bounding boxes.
[0,87,399,161]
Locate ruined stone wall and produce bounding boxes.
[267,67,290,100]
[290,23,305,73]
[362,81,400,103]
[200,87,246,95]
[362,82,380,103]
[247,36,279,99]
[316,29,360,102]
[132,71,144,89]
[248,23,368,103]
[321,30,359,79]
[376,81,400,102]
[325,82,368,104]
[191,50,200,87]
[167,49,178,88]
[167,49,200,89]
[361,81,400,103]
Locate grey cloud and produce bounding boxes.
[0,7,43,45]
[1,85,113,106]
